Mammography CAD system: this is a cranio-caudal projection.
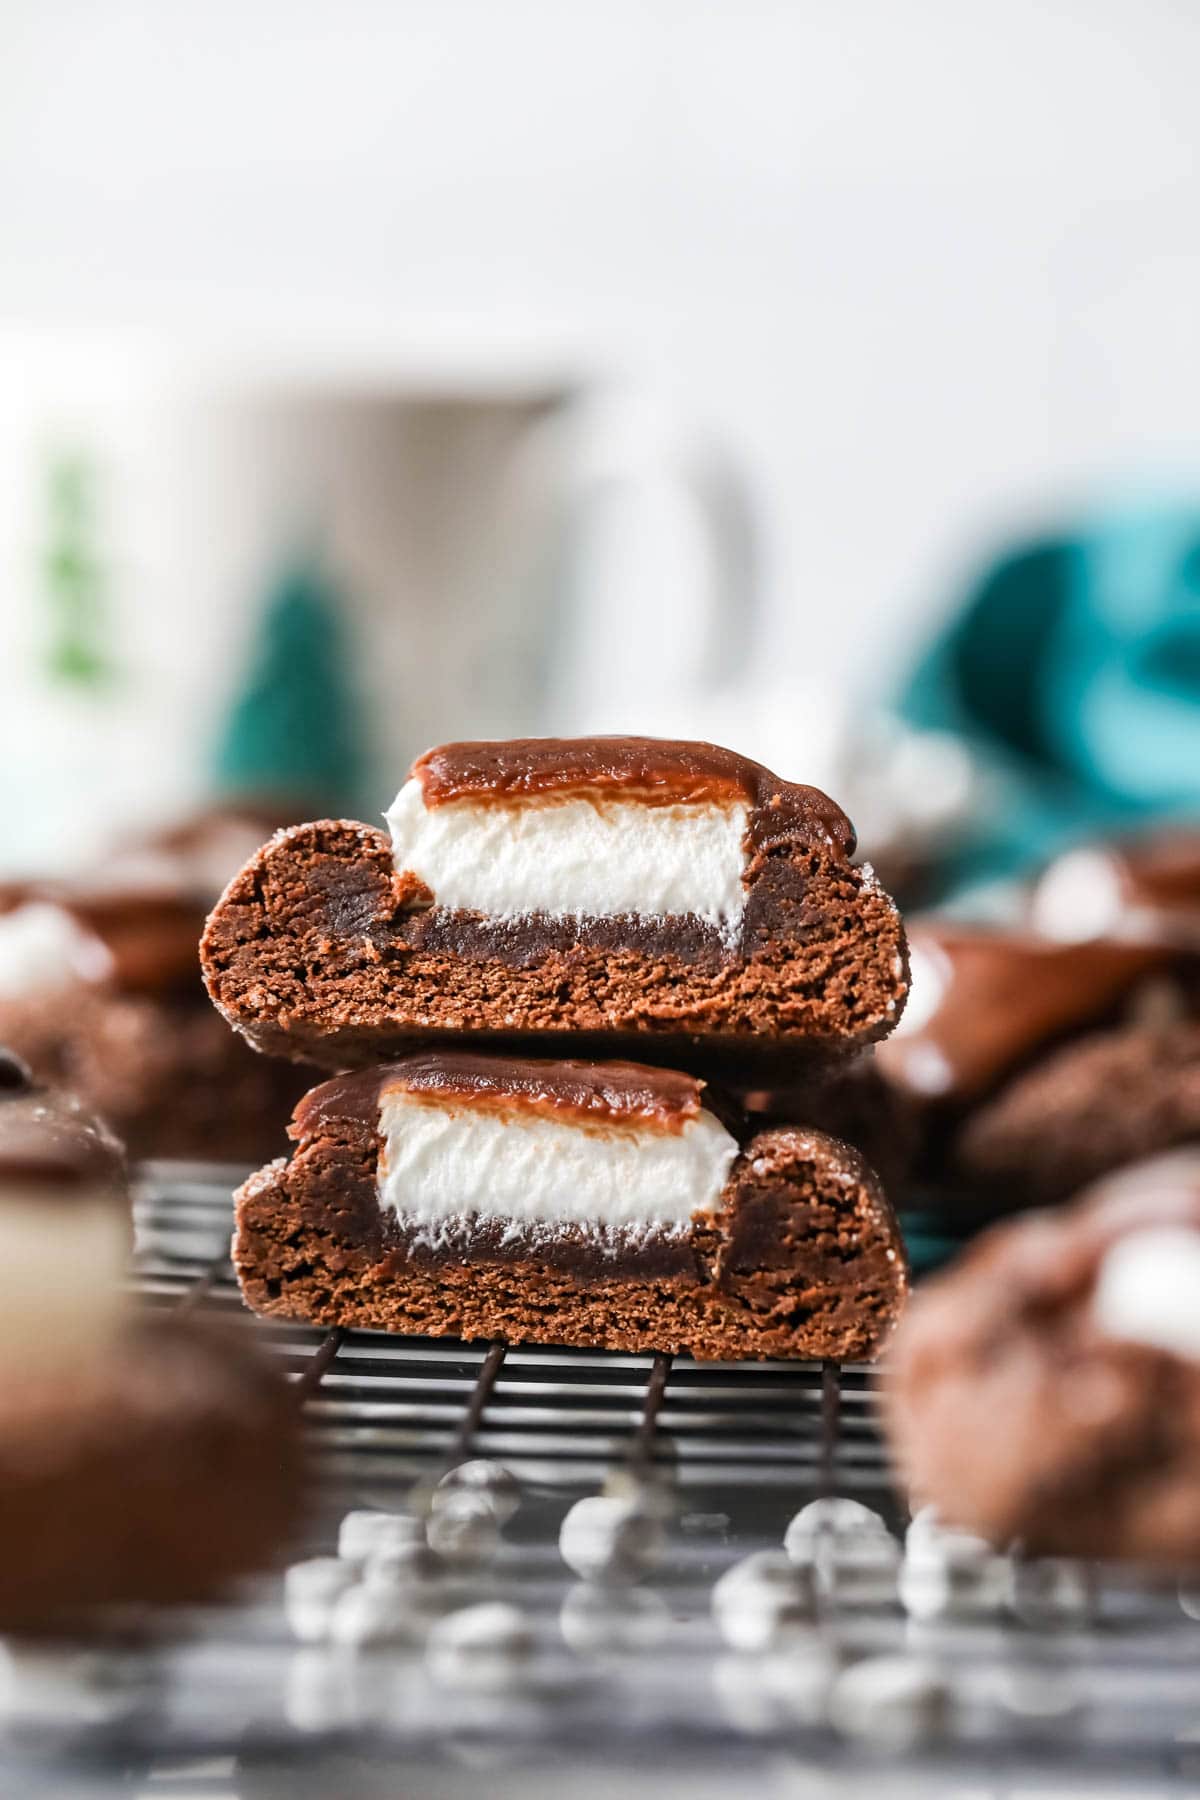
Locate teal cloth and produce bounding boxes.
[898,497,1200,896]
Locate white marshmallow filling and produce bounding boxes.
[377,1088,740,1252]
[385,779,749,939]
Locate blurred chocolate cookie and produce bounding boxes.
[878,918,1200,1217]
[0,806,308,1162]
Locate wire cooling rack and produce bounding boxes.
[2,1164,1200,1800]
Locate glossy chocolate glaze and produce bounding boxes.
[294,1053,707,1138]
[412,737,856,856]
[0,1075,125,1192]
[879,922,1172,1105]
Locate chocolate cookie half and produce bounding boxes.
[202,737,908,1073]
[234,1053,908,1361]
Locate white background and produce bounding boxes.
[2,0,1199,852]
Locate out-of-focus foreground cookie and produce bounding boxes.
[882,1151,1200,1562]
[0,1053,304,1631]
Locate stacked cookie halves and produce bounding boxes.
[201,738,912,1361]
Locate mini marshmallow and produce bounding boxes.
[899,1526,1008,1623]
[711,1551,819,1652]
[1092,1228,1200,1362]
[785,1498,899,1607]
[559,1583,670,1657]
[784,1497,891,1562]
[329,1581,429,1649]
[284,1646,373,1733]
[434,1459,521,1526]
[0,1642,145,1727]
[760,1642,839,1727]
[337,1510,425,1565]
[284,1557,358,1644]
[903,1504,945,1553]
[425,1490,501,1568]
[362,1539,442,1590]
[829,1654,950,1750]
[1007,1557,1094,1629]
[711,1655,785,1737]
[427,1602,535,1691]
[558,1494,665,1585]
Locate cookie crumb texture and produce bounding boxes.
[201,822,907,1070]
[233,1114,908,1362]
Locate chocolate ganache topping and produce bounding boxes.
[295,1053,710,1138]
[413,737,856,857]
[0,1065,125,1192]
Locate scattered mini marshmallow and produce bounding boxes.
[558,1494,665,1585]
[711,1654,785,1737]
[784,1498,891,1563]
[427,1602,535,1691]
[903,1504,945,1554]
[785,1498,899,1606]
[0,1641,147,1727]
[284,1557,359,1644]
[328,1580,432,1649]
[993,1661,1083,1723]
[712,1550,819,1652]
[760,1641,839,1726]
[425,1490,501,1568]
[899,1527,1008,1623]
[559,1582,670,1657]
[337,1510,426,1565]
[829,1654,950,1750]
[284,1646,373,1733]
[434,1459,521,1526]
[362,1538,443,1590]
[1007,1557,1094,1629]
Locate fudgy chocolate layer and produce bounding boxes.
[202,820,907,1070]
[234,1094,908,1361]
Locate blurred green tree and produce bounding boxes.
[43,453,114,687]
[214,553,367,815]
